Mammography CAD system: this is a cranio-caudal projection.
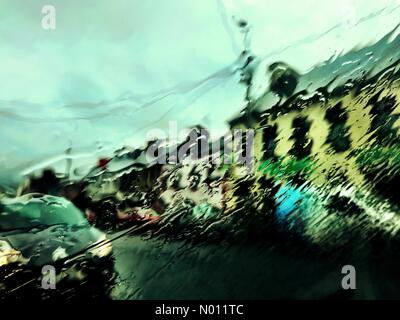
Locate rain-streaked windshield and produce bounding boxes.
[1,0,400,301]
[0,195,87,232]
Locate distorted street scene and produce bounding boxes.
[1,0,400,300]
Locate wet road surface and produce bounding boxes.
[109,234,400,300]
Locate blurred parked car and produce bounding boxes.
[0,193,116,299]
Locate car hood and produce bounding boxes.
[1,224,105,267]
